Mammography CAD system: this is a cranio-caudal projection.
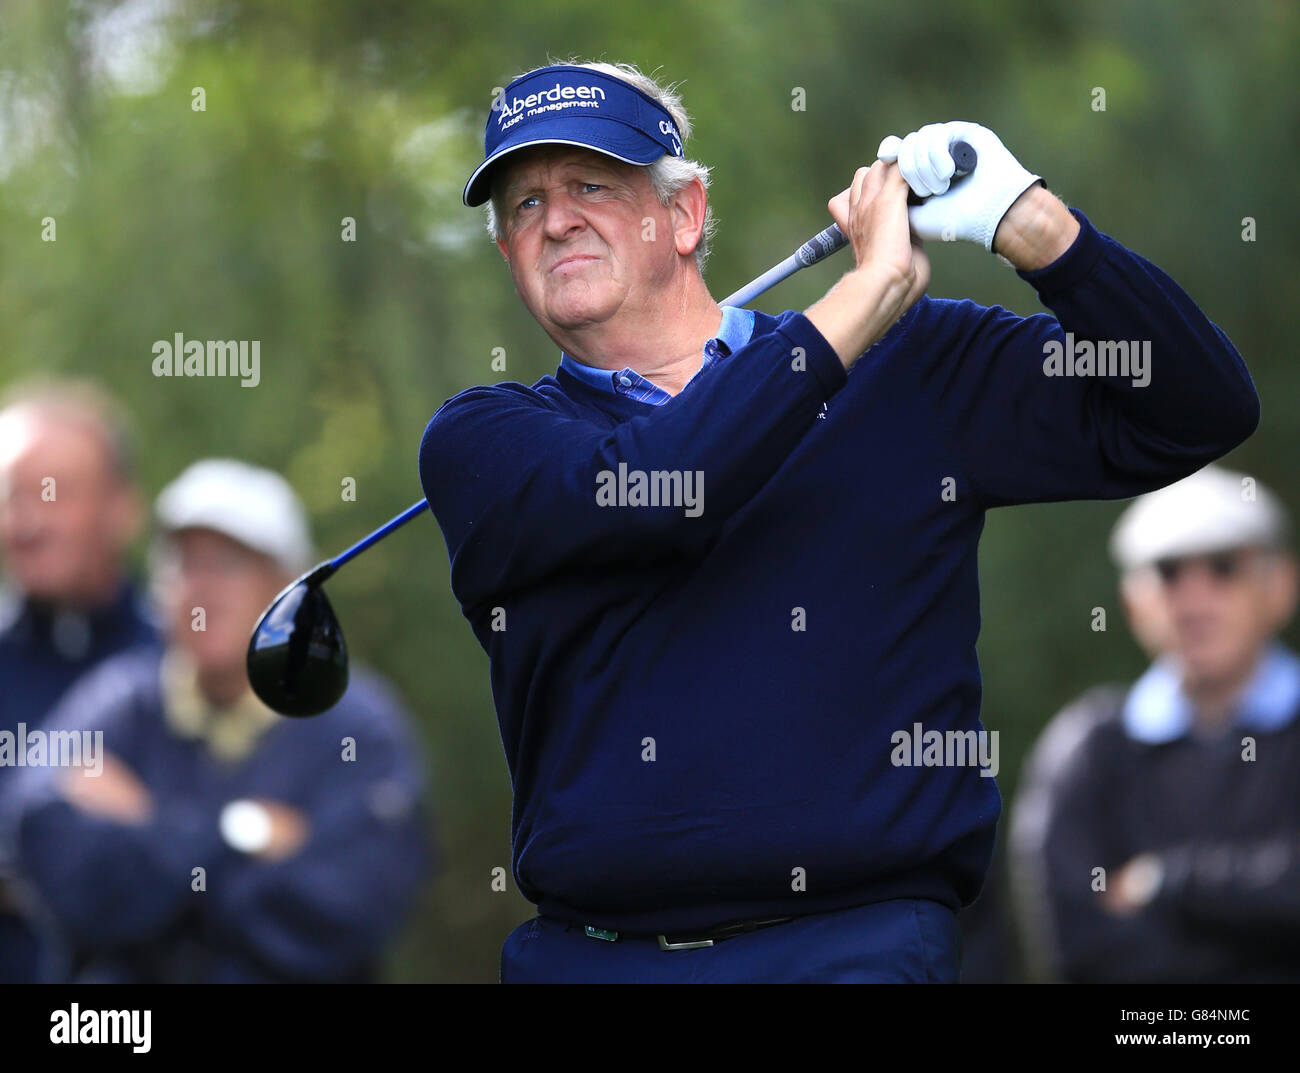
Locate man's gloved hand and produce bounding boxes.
[877,121,1043,252]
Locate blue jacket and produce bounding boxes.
[0,578,160,770]
[1010,646,1300,982]
[418,207,1259,934]
[2,647,434,982]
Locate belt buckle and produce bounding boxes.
[656,934,713,951]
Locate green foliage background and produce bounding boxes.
[1,0,1295,981]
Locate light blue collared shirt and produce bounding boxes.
[1121,642,1300,743]
[559,305,756,405]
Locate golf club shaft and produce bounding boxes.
[328,499,430,574]
[720,140,976,308]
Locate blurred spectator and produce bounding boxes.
[0,381,161,982]
[0,459,434,982]
[1010,465,1300,982]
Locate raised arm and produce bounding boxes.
[879,121,1258,509]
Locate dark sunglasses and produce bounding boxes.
[1153,550,1248,584]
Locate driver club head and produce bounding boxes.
[247,567,348,717]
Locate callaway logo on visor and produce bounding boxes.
[463,65,685,207]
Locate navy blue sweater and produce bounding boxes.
[418,208,1259,934]
[1,648,433,982]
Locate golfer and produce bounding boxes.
[420,60,1259,983]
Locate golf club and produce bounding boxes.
[246,140,979,716]
[719,140,976,307]
[247,501,429,716]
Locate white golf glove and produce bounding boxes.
[877,121,1042,251]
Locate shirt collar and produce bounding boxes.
[559,305,756,405]
[160,646,282,763]
[1121,642,1300,743]
[714,303,756,355]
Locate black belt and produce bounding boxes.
[584,915,795,951]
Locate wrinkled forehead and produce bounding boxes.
[494,144,644,199]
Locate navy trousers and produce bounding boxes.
[500,898,962,983]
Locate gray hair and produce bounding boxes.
[483,59,716,273]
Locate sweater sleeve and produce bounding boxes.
[909,208,1259,509]
[202,693,434,981]
[17,798,226,951]
[6,659,228,950]
[419,313,845,610]
[1155,832,1300,935]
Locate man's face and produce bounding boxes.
[1140,546,1297,687]
[493,146,680,336]
[155,528,290,682]
[0,408,140,605]
[1119,566,1175,660]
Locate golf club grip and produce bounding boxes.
[908,138,977,205]
[795,139,978,268]
[794,225,849,268]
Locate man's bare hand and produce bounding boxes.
[808,161,929,368]
[250,799,309,861]
[1101,853,1165,916]
[828,160,930,304]
[60,752,154,824]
